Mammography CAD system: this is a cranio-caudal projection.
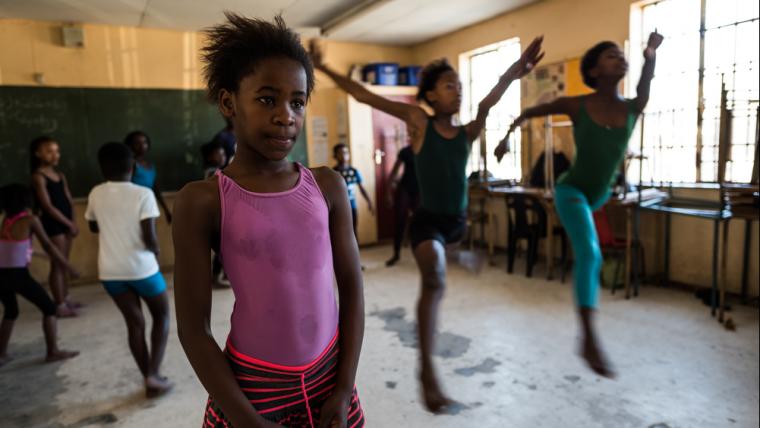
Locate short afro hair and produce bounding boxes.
[581,41,618,89]
[0,183,33,217]
[98,142,134,179]
[416,58,455,104]
[333,143,348,156]
[29,135,55,173]
[202,13,315,103]
[200,140,224,162]
[124,130,151,148]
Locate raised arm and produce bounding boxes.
[173,181,277,428]
[310,40,427,127]
[313,167,364,428]
[465,36,545,142]
[494,97,575,161]
[634,31,664,113]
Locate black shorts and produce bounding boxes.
[40,211,72,237]
[409,208,467,249]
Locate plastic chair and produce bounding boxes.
[593,207,646,294]
[505,194,568,279]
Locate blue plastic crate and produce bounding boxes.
[398,66,422,86]
[362,63,399,86]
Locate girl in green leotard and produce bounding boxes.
[311,37,544,413]
[495,32,664,378]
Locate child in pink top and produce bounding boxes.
[173,14,364,428]
[0,183,79,366]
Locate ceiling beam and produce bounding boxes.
[320,0,393,37]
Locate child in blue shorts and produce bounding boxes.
[85,142,173,398]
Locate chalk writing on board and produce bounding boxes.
[0,97,66,111]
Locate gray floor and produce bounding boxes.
[1,245,758,428]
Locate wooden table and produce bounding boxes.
[485,185,668,297]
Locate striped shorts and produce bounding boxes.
[203,334,365,428]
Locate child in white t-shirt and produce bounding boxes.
[85,142,172,398]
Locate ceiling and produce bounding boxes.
[0,0,538,45]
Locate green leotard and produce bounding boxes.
[414,119,470,215]
[557,97,638,204]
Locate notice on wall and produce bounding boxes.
[310,116,329,167]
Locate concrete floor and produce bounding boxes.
[1,245,758,428]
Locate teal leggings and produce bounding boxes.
[554,184,610,308]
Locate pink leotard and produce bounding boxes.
[217,163,339,366]
[0,212,33,269]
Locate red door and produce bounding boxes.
[372,95,415,240]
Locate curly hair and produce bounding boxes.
[124,130,151,148]
[98,142,134,178]
[29,135,55,173]
[0,183,33,216]
[581,41,618,89]
[202,13,315,103]
[416,58,455,104]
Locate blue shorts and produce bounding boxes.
[102,272,167,298]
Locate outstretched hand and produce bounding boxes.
[494,132,512,163]
[309,39,326,71]
[644,31,664,60]
[494,120,523,162]
[506,36,545,80]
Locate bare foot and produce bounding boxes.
[386,256,400,267]
[56,305,78,318]
[66,299,85,309]
[145,375,174,398]
[420,371,457,414]
[580,336,615,378]
[45,349,79,363]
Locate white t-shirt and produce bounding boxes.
[85,181,161,280]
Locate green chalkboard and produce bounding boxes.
[0,86,309,197]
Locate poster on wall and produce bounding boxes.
[521,61,566,171]
[521,61,566,107]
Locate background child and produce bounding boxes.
[385,144,419,267]
[201,141,227,179]
[85,142,173,398]
[495,32,664,378]
[333,143,374,239]
[29,136,79,318]
[173,14,364,427]
[0,183,79,366]
[124,131,173,224]
[211,118,236,166]
[199,141,229,287]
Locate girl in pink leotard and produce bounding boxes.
[173,14,365,428]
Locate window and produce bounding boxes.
[628,0,759,184]
[459,38,522,180]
